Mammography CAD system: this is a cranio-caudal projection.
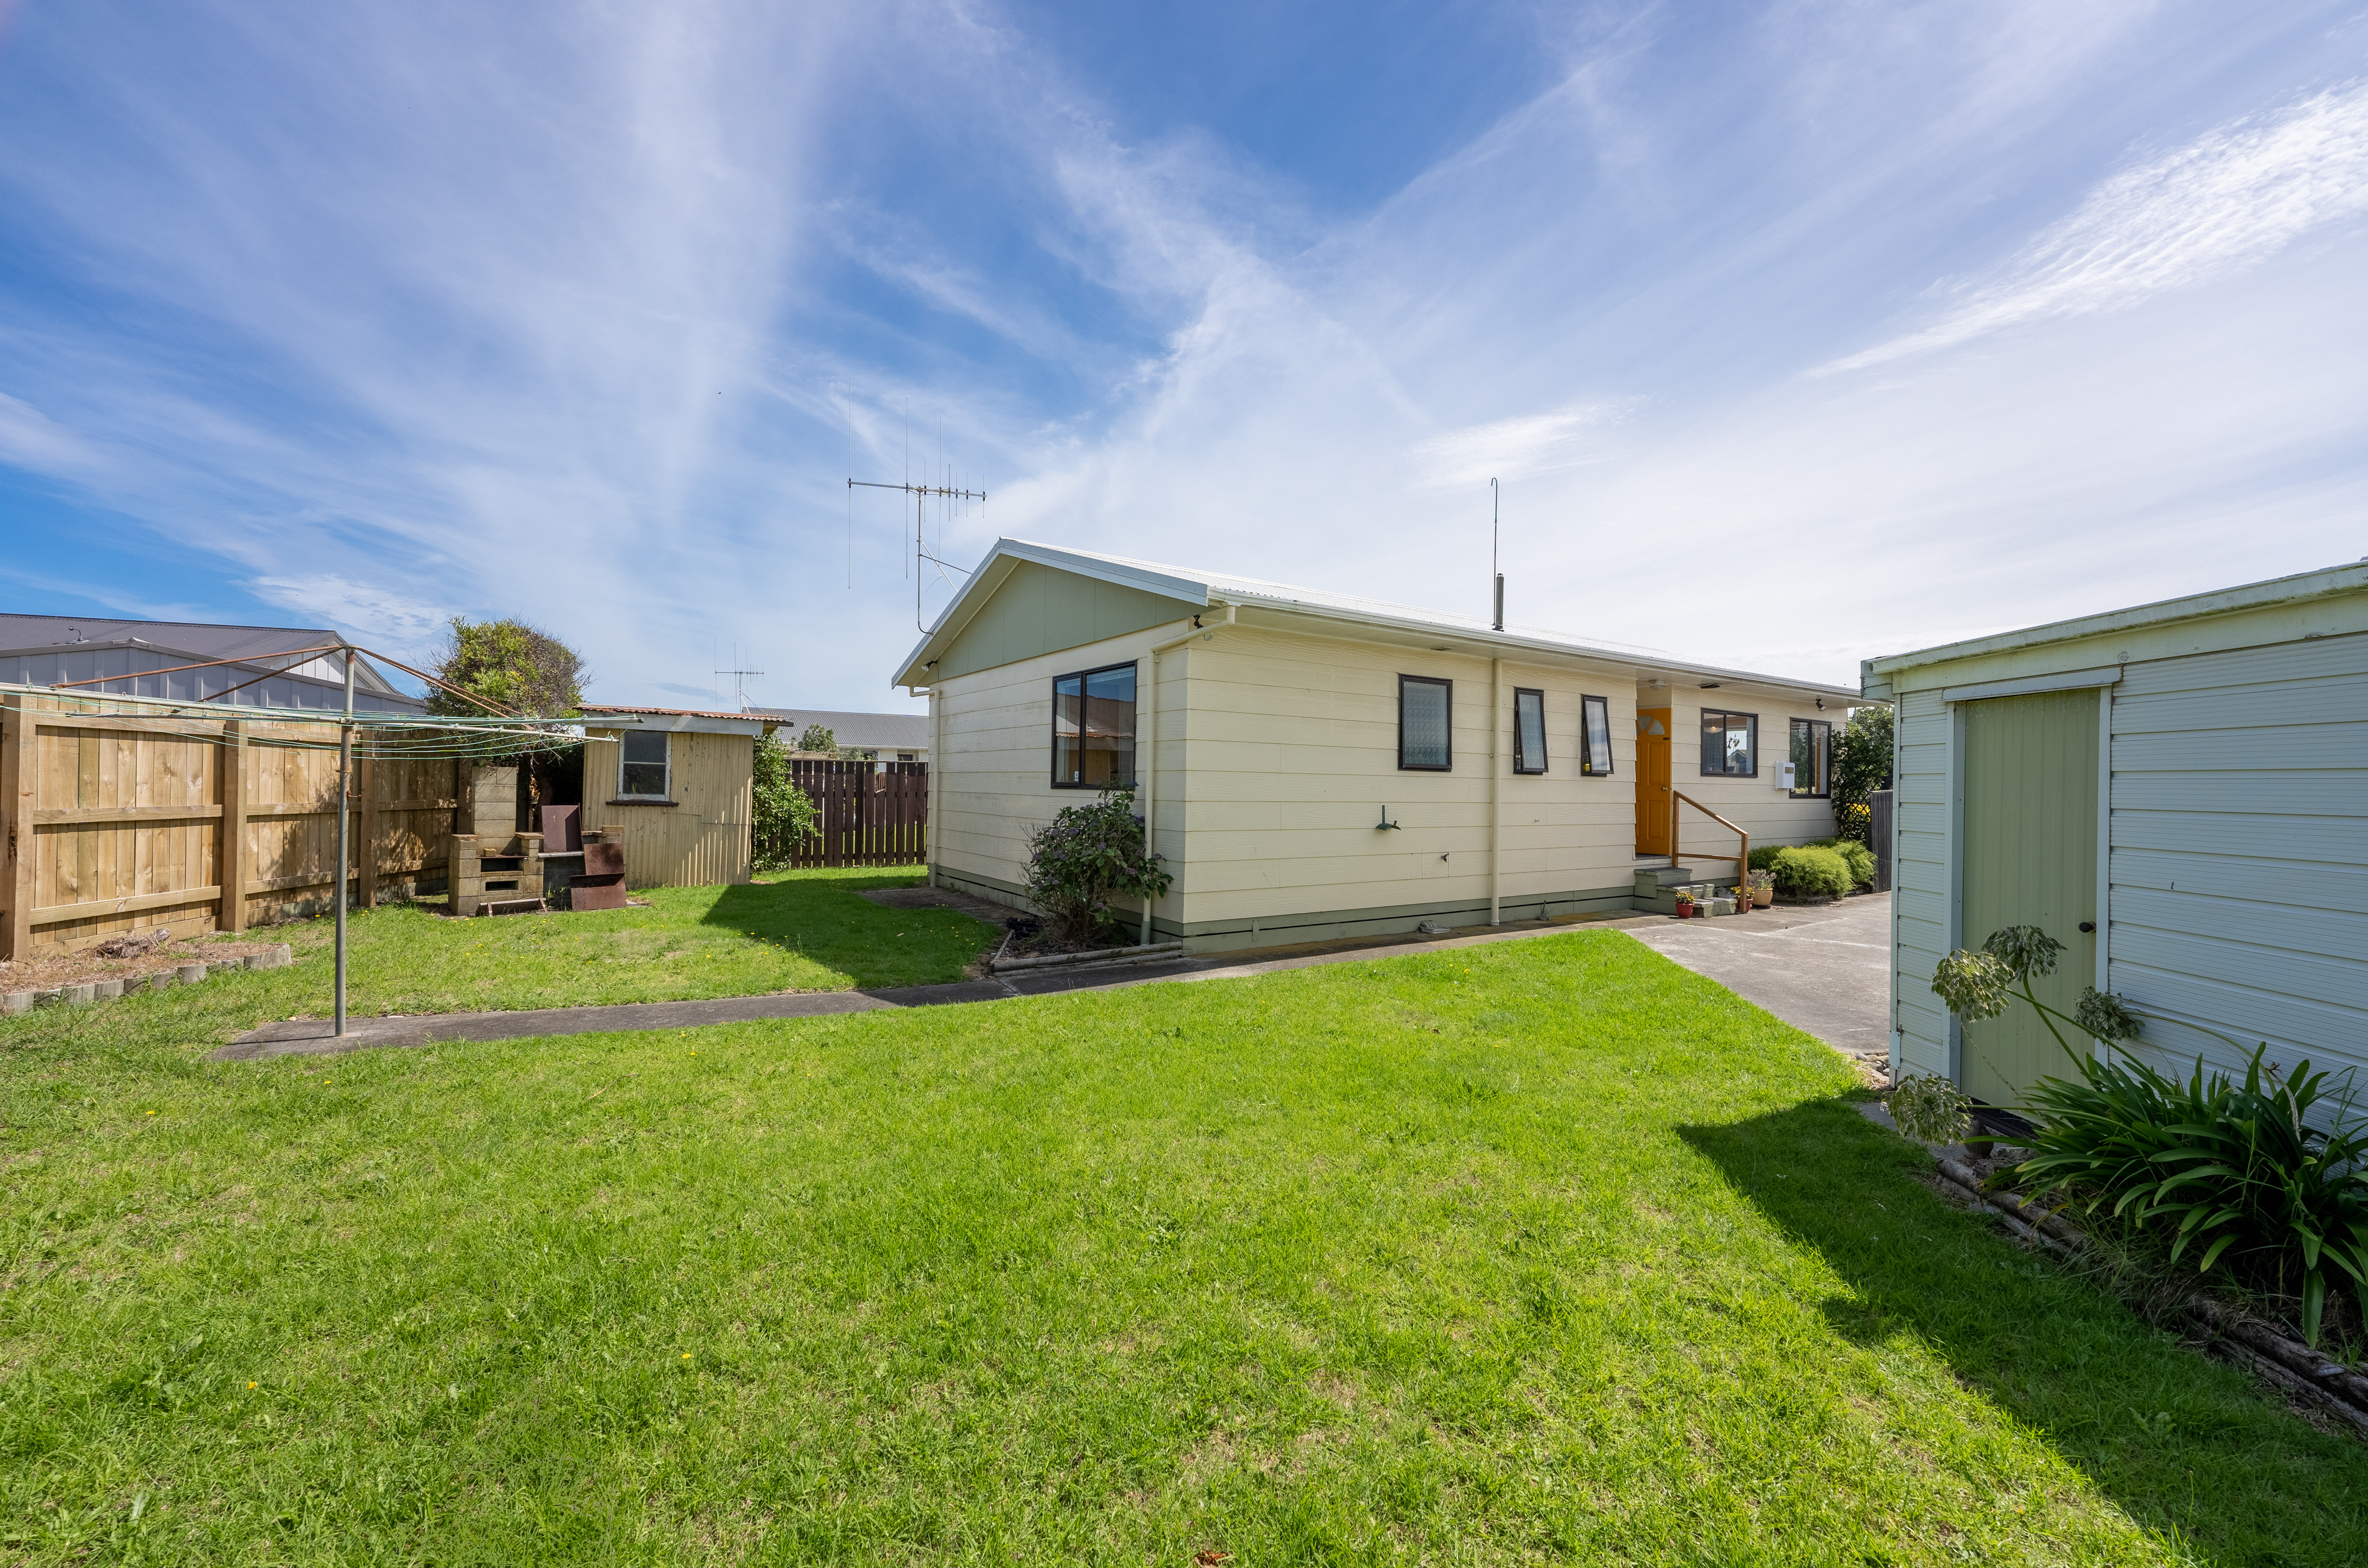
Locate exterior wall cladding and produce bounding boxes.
[931,615,1841,955]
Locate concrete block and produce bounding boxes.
[176,963,207,985]
[1,992,32,1016]
[146,971,174,992]
[33,988,63,1007]
[271,944,293,968]
[62,983,95,1005]
[91,979,124,1001]
[244,952,270,970]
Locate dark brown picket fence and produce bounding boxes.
[767,759,927,868]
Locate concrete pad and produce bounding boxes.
[1623,893,1890,1061]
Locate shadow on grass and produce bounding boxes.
[696,871,926,939]
[1682,1097,2368,1565]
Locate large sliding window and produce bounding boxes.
[1579,695,1614,776]
[1789,718,1833,798]
[1051,662,1137,788]
[1699,709,1758,777]
[1512,688,1547,774]
[1398,675,1452,770]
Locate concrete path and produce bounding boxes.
[213,912,1674,1061]
[1623,893,1891,1062]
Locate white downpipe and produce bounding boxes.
[1140,601,1233,945]
[926,682,941,889]
[1489,656,1502,926]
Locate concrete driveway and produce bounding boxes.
[1624,893,1891,1066]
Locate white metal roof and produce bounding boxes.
[892,538,1866,700]
[1862,560,2368,680]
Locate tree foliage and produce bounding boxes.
[1023,787,1172,945]
[795,724,836,754]
[428,618,585,719]
[751,730,819,872]
[1831,705,1893,843]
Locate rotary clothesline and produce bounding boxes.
[7,658,583,1040]
[4,686,581,760]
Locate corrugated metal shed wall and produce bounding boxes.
[580,730,753,888]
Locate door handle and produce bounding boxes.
[2078,921,2096,933]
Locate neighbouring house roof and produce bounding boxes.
[891,538,1867,701]
[579,703,772,737]
[0,612,423,712]
[741,707,931,752]
[1862,560,2368,684]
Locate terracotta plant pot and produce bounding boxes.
[1753,889,1773,908]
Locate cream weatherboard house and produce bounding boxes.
[1862,561,2368,1109]
[894,540,1862,953]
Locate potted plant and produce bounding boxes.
[1751,872,1774,909]
[1673,890,1696,919]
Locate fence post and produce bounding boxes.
[2,693,32,960]
[218,718,248,934]
[356,749,378,909]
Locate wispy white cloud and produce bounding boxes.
[1413,403,1636,489]
[247,574,453,662]
[1822,80,2368,374]
[0,391,96,474]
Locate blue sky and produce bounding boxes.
[2,1,2364,710]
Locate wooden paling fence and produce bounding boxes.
[770,759,927,869]
[1,689,481,957]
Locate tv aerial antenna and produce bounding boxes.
[849,472,986,631]
[714,641,763,711]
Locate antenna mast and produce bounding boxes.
[714,642,764,710]
[1490,477,1504,632]
[849,473,987,631]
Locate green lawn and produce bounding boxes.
[201,865,993,1018]
[5,930,2365,1564]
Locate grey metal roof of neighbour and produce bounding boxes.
[742,707,931,749]
[0,612,424,711]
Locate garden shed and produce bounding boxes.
[893,539,1862,953]
[578,706,773,889]
[1861,560,2368,1107]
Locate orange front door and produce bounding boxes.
[1635,707,1673,855]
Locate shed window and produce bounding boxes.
[1512,688,1547,774]
[1398,675,1452,770]
[1579,695,1614,776]
[1053,662,1136,787]
[619,731,670,797]
[1699,709,1758,776]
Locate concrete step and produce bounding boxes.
[1632,864,1699,894]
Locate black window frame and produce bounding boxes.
[1579,694,1614,777]
[1511,687,1547,775]
[1049,660,1140,790]
[1789,717,1833,799]
[1699,708,1760,778]
[1397,674,1453,772]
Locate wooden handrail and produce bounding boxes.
[1670,790,1749,887]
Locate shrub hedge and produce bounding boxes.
[1769,845,1852,901]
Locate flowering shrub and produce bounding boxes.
[1890,1073,1973,1145]
[1931,920,2368,1346]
